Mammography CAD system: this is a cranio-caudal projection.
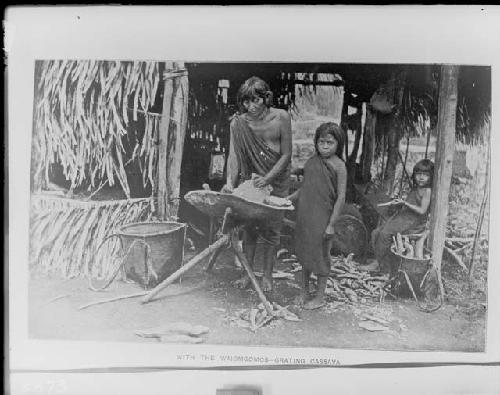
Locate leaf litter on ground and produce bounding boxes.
[352,303,406,337]
[225,301,301,332]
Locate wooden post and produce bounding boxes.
[361,105,377,183]
[157,61,175,220]
[383,117,399,194]
[383,72,406,195]
[166,62,189,219]
[428,65,460,296]
[341,91,349,161]
[348,110,362,165]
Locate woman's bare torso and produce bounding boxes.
[242,108,284,153]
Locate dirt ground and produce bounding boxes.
[29,248,486,352]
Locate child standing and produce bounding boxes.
[371,159,434,276]
[289,123,347,310]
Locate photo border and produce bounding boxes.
[7,5,500,371]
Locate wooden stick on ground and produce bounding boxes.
[469,174,490,282]
[206,208,232,272]
[142,234,230,304]
[230,232,274,316]
[78,291,147,310]
[452,242,473,254]
[46,293,73,304]
[443,246,468,271]
[205,244,225,272]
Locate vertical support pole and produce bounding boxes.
[166,62,189,220]
[361,106,376,183]
[348,108,363,165]
[157,61,175,220]
[425,127,432,159]
[384,117,399,194]
[428,65,460,296]
[341,90,349,161]
[383,72,406,195]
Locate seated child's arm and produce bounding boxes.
[404,188,431,215]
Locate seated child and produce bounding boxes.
[371,159,434,276]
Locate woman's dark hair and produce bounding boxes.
[236,76,273,112]
[314,122,345,159]
[412,159,434,187]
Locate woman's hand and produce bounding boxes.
[220,184,234,194]
[252,175,269,188]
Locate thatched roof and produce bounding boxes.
[188,62,491,144]
[32,61,490,197]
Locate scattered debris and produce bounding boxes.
[276,248,289,260]
[253,271,295,281]
[185,237,196,251]
[159,335,204,344]
[273,253,389,306]
[358,321,389,332]
[443,246,468,271]
[286,281,301,290]
[326,256,389,303]
[225,302,301,332]
[352,303,406,337]
[325,301,346,311]
[135,322,209,343]
[135,322,210,337]
[360,313,390,326]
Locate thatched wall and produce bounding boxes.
[30,195,154,279]
[32,60,161,198]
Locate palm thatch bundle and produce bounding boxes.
[292,73,344,123]
[394,65,491,145]
[32,60,161,197]
[29,194,154,279]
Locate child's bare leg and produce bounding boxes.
[304,275,327,310]
[262,244,275,293]
[260,221,281,293]
[234,227,256,289]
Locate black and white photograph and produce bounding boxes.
[7,9,500,394]
[26,59,491,352]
